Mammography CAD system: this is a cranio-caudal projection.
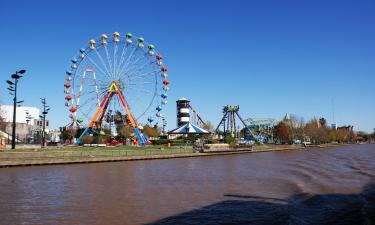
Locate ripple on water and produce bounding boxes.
[0,144,374,224]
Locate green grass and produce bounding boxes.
[0,146,196,160]
[4,144,192,152]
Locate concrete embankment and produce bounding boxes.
[0,144,349,168]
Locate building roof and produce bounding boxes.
[168,122,209,134]
[177,97,189,101]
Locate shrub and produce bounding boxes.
[151,139,186,145]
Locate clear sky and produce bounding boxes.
[0,0,374,132]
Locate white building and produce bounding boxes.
[0,105,50,143]
[0,105,39,124]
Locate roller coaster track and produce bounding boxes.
[188,104,206,128]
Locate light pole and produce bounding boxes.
[162,117,167,135]
[25,111,33,144]
[6,69,26,149]
[25,111,32,125]
[40,98,50,148]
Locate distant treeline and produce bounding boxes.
[273,115,374,144]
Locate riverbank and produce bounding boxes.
[0,143,354,168]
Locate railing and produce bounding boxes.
[0,148,196,160]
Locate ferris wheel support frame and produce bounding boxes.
[76,81,147,145]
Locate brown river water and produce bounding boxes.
[0,144,374,225]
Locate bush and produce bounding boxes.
[207,139,219,144]
[151,139,186,145]
[82,135,96,144]
[225,135,236,148]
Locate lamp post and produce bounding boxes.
[6,69,26,149]
[162,117,167,135]
[40,98,50,148]
[25,111,32,125]
[25,111,33,144]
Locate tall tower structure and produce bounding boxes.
[331,98,337,130]
[176,97,190,127]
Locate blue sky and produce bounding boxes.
[0,0,374,132]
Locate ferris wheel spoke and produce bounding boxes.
[104,45,114,78]
[78,101,104,121]
[120,58,156,80]
[127,82,156,92]
[137,90,157,120]
[127,75,154,90]
[93,50,114,80]
[118,46,138,77]
[116,43,130,77]
[126,60,156,75]
[96,76,111,90]
[80,87,107,99]
[116,47,131,79]
[120,64,158,80]
[126,86,154,95]
[127,81,154,86]
[123,93,145,120]
[126,69,158,82]
[113,43,119,79]
[126,82,157,104]
[127,71,157,82]
[81,99,102,122]
[77,79,101,105]
[123,52,147,74]
[76,90,102,106]
[84,56,111,81]
[81,112,90,121]
[123,46,141,69]
[126,61,158,77]
[77,97,98,112]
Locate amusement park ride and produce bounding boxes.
[62,32,275,146]
[213,105,278,143]
[215,105,257,140]
[244,117,277,143]
[64,32,169,145]
[189,104,207,128]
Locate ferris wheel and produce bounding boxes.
[64,32,169,144]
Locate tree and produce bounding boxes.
[328,129,337,142]
[143,125,158,137]
[203,121,214,132]
[305,118,329,144]
[319,117,327,127]
[336,126,355,143]
[289,114,305,141]
[0,113,6,132]
[274,122,292,143]
[0,107,6,131]
[355,131,367,142]
[118,124,134,138]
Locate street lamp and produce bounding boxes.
[40,98,50,148]
[25,111,33,144]
[162,117,167,135]
[6,69,26,149]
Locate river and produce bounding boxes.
[0,144,374,224]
